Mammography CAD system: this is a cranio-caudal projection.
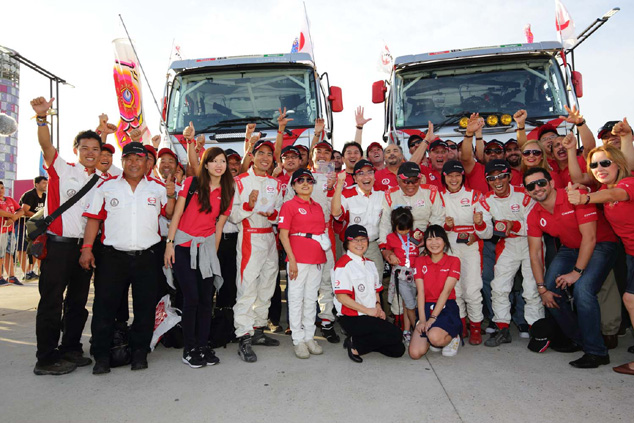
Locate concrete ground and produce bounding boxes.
[1,281,633,423]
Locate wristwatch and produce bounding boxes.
[573,266,584,275]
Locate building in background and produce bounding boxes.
[0,51,19,197]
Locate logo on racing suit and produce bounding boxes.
[510,204,520,212]
[298,208,307,215]
[382,178,390,185]
[421,265,428,274]
[540,218,547,227]
[357,284,366,292]
[354,216,361,223]
[460,198,470,205]
[67,189,77,197]
[110,198,119,207]
[266,185,275,193]
[147,197,157,205]
[415,199,425,207]
[335,280,341,288]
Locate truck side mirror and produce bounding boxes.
[329,86,343,112]
[372,80,387,104]
[572,71,583,98]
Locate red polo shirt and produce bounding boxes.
[526,188,617,248]
[342,171,356,189]
[384,232,420,266]
[555,155,587,187]
[373,167,398,191]
[0,196,19,234]
[413,254,460,303]
[601,177,634,255]
[420,165,443,189]
[278,195,327,264]
[177,176,232,247]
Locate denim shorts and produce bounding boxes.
[420,300,462,339]
[0,231,16,258]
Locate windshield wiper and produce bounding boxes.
[433,112,470,132]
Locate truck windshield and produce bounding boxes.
[167,67,318,134]
[394,57,567,128]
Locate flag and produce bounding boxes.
[292,3,314,59]
[524,24,534,43]
[112,38,151,149]
[555,0,577,49]
[377,41,394,74]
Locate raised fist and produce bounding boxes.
[248,189,259,209]
[513,109,527,127]
[129,128,142,142]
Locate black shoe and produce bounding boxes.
[569,353,610,369]
[92,358,111,375]
[321,323,341,344]
[60,350,93,367]
[33,359,77,376]
[252,328,280,346]
[182,348,206,368]
[484,327,512,347]
[551,341,583,353]
[267,320,283,334]
[202,346,220,366]
[343,337,362,363]
[603,334,618,350]
[238,335,257,363]
[130,350,148,371]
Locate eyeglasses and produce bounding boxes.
[447,145,458,150]
[294,177,315,185]
[485,149,503,155]
[485,173,509,182]
[525,178,549,192]
[355,170,375,176]
[522,150,543,157]
[401,178,421,185]
[349,238,369,244]
[589,159,613,169]
[409,140,422,148]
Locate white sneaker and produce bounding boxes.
[305,339,323,355]
[294,342,310,359]
[429,344,442,353]
[403,331,411,346]
[442,336,460,357]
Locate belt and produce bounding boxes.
[452,225,475,233]
[222,232,238,240]
[47,234,83,245]
[291,232,316,239]
[245,227,273,234]
[103,245,152,256]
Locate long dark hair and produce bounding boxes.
[422,225,452,255]
[197,147,235,215]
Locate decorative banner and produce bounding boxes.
[377,41,394,74]
[555,0,577,49]
[112,38,151,149]
[524,24,534,44]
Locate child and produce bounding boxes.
[383,207,420,345]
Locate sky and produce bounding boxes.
[3,0,633,180]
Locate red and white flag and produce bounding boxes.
[295,5,314,59]
[377,41,394,74]
[555,0,577,49]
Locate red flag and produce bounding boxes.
[555,0,577,49]
[524,24,534,43]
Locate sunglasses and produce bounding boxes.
[589,159,613,169]
[409,140,422,147]
[522,149,543,157]
[485,173,509,182]
[447,145,458,150]
[485,149,503,155]
[294,177,315,185]
[402,178,421,185]
[525,178,549,192]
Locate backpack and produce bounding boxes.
[209,307,236,348]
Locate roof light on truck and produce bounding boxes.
[500,114,513,126]
[486,115,499,127]
[459,117,469,129]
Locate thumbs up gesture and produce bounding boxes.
[473,210,483,226]
[166,172,176,198]
[183,121,195,141]
[566,182,583,205]
[30,97,55,116]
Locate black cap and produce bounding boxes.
[398,162,422,179]
[598,121,619,139]
[442,160,464,175]
[253,140,275,153]
[407,134,423,148]
[345,224,369,240]
[428,139,448,150]
[527,318,552,353]
[485,139,504,150]
[537,124,559,140]
[484,159,511,176]
[290,168,314,185]
[225,148,241,160]
[504,138,519,147]
[281,145,301,157]
[122,142,147,157]
[353,159,374,174]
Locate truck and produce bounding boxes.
[371,41,584,153]
[162,52,343,162]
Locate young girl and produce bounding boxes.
[384,207,420,345]
[164,147,235,368]
[409,225,462,359]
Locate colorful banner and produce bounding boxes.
[112,38,151,149]
[555,0,577,49]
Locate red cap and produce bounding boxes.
[144,145,158,161]
[158,147,178,161]
[101,143,115,154]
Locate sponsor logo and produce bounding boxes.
[415,199,425,207]
[298,208,307,215]
[281,183,288,192]
[147,197,157,205]
[357,283,366,292]
[110,198,119,207]
[510,204,520,212]
[422,265,428,274]
[561,210,574,215]
[382,178,390,185]
[279,216,284,223]
[335,280,341,287]
[67,189,77,197]
[266,185,275,193]
[354,216,361,223]
[430,174,436,180]
[584,212,596,218]
[460,198,470,205]
[540,218,547,227]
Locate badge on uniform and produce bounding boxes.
[457,232,470,244]
[412,229,423,245]
[493,221,509,237]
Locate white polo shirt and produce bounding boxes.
[45,152,102,238]
[84,175,167,251]
[332,250,382,316]
[335,186,384,242]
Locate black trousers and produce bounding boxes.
[339,315,405,357]
[36,239,92,364]
[215,233,238,308]
[91,245,159,359]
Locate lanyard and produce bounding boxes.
[398,233,411,268]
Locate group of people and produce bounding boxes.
[26,94,634,377]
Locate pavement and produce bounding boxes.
[1,280,633,423]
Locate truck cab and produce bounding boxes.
[372,42,582,155]
[163,52,342,163]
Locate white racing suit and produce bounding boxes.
[231,168,283,337]
[443,187,484,323]
[475,186,544,326]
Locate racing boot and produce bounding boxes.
[469,321,482,345]
[461,317,469,339]
[252,327,280,346]
[321,322,340,344]
[238,335,257,363]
